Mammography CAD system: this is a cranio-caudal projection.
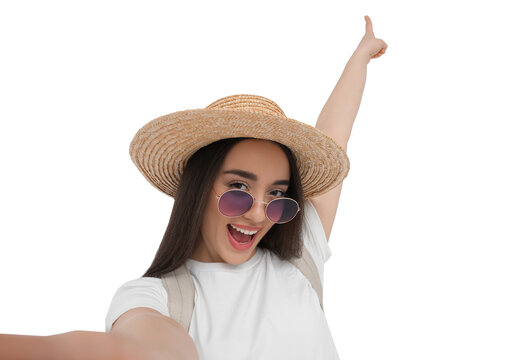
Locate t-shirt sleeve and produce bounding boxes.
[104,276,169,332]
[301,199,333,285]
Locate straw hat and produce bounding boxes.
[129,94,350,199]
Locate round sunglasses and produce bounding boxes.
[214,188,300,224]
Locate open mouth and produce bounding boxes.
[226,224,258,250]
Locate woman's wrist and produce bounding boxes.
[350,50,370,65]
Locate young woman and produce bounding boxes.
[0,15,386,360]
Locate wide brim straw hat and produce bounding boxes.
[129,94,350,199]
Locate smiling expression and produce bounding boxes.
[190,139,290,264]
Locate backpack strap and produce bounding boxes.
[161,244,323,332]
[161,264,196,331]
[288,244,324,311]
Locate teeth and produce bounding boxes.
[230,224,258,235]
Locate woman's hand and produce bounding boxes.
[354,15,388,64]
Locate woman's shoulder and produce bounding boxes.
[112,276,168,300]
[302,199,332,262]
[117,275,165,287]
[105,276,169,332]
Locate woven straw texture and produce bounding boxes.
[129,94,350,199]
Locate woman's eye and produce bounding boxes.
[229,182,286,197]
[229,182,247,190]
[271,189,286,197]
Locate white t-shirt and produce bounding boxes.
[105,200,340,359]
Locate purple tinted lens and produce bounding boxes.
[267,199,298,223]
[219,190,253,216]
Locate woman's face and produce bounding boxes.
[191,139,290,264]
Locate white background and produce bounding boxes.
[1,1,513,359]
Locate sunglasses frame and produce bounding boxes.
[214,188,301,224]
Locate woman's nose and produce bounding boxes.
[242,197,268,224]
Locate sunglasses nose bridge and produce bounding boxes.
[253,198,268,206]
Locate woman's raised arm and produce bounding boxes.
[310,15,388,242]
[315,15,387,149]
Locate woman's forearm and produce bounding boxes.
[0,333,57,360]
[315,52,368,150]
[0,330,153,360]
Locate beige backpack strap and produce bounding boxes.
[288,244,324,311]
[161,264,195,332]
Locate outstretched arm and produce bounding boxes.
[310,15,388,242]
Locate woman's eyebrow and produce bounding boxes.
[222,169,289,186]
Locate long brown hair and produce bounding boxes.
[142,137,305,278]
